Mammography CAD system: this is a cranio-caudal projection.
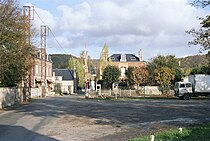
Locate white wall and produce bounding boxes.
[61,81,74,94]
[0,88,19,109]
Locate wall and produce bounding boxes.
[0,87,19,109]
[61,81,74,94]
[31,88,42,98]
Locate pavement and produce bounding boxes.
[0,95,210,141]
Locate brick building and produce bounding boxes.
[30,48,53,97]
[109,49,146,80]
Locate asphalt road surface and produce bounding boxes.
[0,95,210,141]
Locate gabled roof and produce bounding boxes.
[53,69,75,80]
[109,54,140,62]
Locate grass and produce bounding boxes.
[129,123,210,141]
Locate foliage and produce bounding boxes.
[125,67,135,86]
[54,83,61,94]
[68,57,85,88]
[102,65,120,89]
[129,67,148,89]
[179,54,208,68]
[154,67,176,95]
[129,122,210,141]
[0,0,35,87]
[99,43,109,79]
[187,0,210,51]
[50,54,76,69]
[191,65,210,74]
[147,55,182,86]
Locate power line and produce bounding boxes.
[34,9,68,54]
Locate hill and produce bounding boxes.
[50,54,77,69]
[49,54,209,70]
[179,54,208,68]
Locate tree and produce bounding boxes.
[0,0,35,87]
[99,43,109,79]
[130,67,148,90]
[68,57,85,88]
[187,0,210,51]
[102,65,120,89]
[147,55,182,85]
[154,67,176,95]
[125,67,135,86]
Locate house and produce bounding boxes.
[30,47,53,97]
[109,49,146,80]
[52,69,77,94]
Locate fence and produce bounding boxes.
[89,86,166,98]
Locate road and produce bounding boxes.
[0,95,210,141]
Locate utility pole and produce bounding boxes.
[23,6,34,102]
[40,25,49,97]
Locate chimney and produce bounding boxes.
[139,49,143,62]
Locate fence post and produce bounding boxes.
[130,89,131,97]
[120,89,121,97]
[150,135,155,141]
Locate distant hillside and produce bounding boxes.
[179,54,208,68]
[50,54,208,70]
[50,54,77,69]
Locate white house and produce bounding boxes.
[52,69,77,94]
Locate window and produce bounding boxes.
[121,67,126,78]
[46,67,49,76]
[180,84,185,88]
[186,83,192,87]
[35,65,39,75]
[111,57,115,60]
[130,57,136,61]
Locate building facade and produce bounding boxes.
[52,69,77,94]
[109,49,146,80]
[30,48,53,97]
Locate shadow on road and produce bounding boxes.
[12,96,210,126]
[0,125,58,141]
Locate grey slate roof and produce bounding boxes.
[53,69,75,80]
[109,54,140,62]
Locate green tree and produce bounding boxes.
[125,67,135,86]
[154,67,176,95]
[68,57,85,88]
[187,0,209,51]
[102,65,120,89]
[147,55,182,85]
[0,0,35,87]
[99,43,109,79]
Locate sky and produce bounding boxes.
[20,0,209,60]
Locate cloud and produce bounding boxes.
[26,0,208,59]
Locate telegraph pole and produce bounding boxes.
[40,25,49,97]
[23,6,34,102]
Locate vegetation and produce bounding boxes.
[125,67,135,86]
[0,0,36,87]
[102,65,120,89]
[187,0,209,51]
[147,55,182,86]
[127,67,148,89]
[154,67,175,95]
[68,56,85,88]
[50,54,76,69]
[99,43,109,79]
[130,122,210,141]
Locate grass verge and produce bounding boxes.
[129,123,210,141]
